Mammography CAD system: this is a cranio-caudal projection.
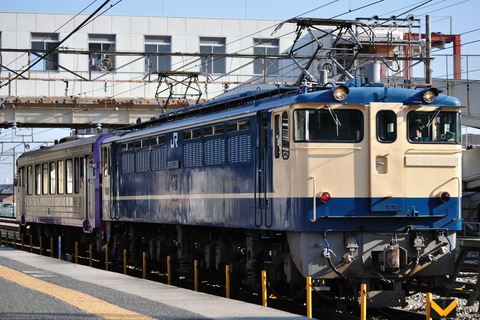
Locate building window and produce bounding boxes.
[89,34,116,71]
[253,39,279,75]
[145,36,171,73]
[31,33,59,71]
[200,37,226,74]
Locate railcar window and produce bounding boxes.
[407,111,460,144]
[27,165,33,195]
[35,164,41,195]
[42,163,48,195]
[377,110,397,143]
[74,158,80,194]
[49,162,56,195]
[66,159,73,194]
[57,160,64,194]
[293,109,363,142]
[103,147,108,177]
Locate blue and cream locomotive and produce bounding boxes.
[17,76,462,306]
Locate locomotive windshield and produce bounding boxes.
[293,108,363,142]
[407,110,460,144]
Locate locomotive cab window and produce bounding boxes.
[407,110,460,144]
[293,108,363,142]
[377,110,397,143]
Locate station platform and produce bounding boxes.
[0,247,306,320]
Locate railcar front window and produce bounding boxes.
[293,109,363,142]
[407,111,460,144]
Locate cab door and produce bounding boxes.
[369,103,405,212]
[255,111,273,227]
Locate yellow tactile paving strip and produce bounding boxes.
[0,265,155,320]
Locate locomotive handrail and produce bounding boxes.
[290,146,362,150]
[405,148,465,153]
[452,176,462,221]
[309,176,317,223]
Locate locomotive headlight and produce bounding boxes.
[440,191,451,203]
[421,88,439,104]
[320,191,331,203]
[332,85,349,101]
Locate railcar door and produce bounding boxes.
[255,111,273,227]
[369,103,405,212]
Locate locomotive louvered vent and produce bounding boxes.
[228,135,251,163]
[135,150,150,172]
[183,142,203,168]
[151,146,167,171]
[204,139,226,166]
[121,153,135,174]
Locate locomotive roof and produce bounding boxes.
[104,84,461,143]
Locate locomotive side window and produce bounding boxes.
[377,110,397,143]
[27,165,33,195]
[57,160,64,195]
[293,109,363,142]
[50,162,56,195]
[227,120,250,133]
[183,128,201,141]
[407,111,460,144]
[204,124,224,137]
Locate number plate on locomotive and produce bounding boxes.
[405,156,458,167]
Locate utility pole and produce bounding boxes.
[425,15,432,85]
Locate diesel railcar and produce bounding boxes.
[17,80,462,307]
